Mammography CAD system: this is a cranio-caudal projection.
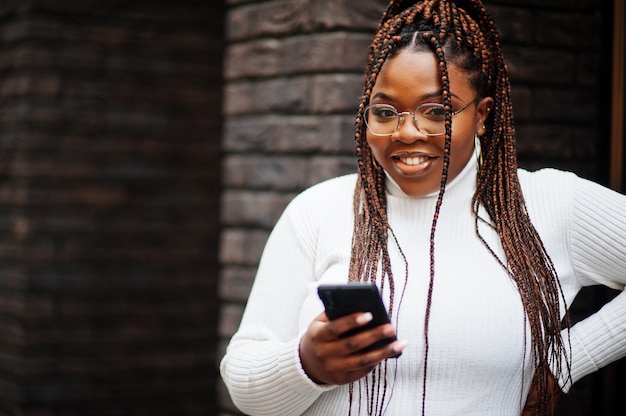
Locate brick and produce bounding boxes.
[510,85,531,121]
[222,155,310,190]
[225,33,372,80]
[282,32,372,74]
[503,46,576,84]
[219,228,270,266]
[577,52,600,87]
[311,0,385,30]
[225,0,251,5]
[226,0,310,41]
[218,303,245,339]
[486,5,532,44]
[219,266,257,302]
[485,0,592,10]
[223,114,356,153]
[310,74,364,114]
[533,87,596,123]
[224,39,282,80]
[536,11,598,48]
[224,77,311,115]
[0,73,62,96]
[516,123,595,160]
[259,77,313,113]
[220,190,293,228]
[307,155,356,186]
[222,81,255,115]
[225,74,363,116]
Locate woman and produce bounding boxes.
[220,1,626,415]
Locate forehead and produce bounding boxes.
[372,49,473,100]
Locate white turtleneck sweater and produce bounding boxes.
[220,158,626,415]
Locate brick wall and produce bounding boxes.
[218,0,385,413]
[489,0,612,182]
[218,0,619,415]
[0,1,223,414]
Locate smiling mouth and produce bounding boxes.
[397,155,431,165]
[392,153,436,175]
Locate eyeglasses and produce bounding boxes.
[364,100,476,136]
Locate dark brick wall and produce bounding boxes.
[488,0,612,182]
[0,1,223,414]
[218,0,621,415]
[218,0,382,413]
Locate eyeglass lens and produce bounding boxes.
[365,104,450,136]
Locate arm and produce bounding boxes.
[559,175,626,391]
[220,199,336,416]
[220,176,407,415]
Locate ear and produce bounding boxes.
[476,96,494,136]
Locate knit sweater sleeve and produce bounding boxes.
[560,173,626,391]
[219,180,345,415]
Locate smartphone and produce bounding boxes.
[317,282,400,357]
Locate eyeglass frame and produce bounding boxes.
[363,99,477,137]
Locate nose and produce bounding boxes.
[392,112,428,143]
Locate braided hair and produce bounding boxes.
[348,1,571,415]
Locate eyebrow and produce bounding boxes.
[371,90,461,102]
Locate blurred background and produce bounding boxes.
[0,0,623,415]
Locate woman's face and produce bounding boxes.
[367,49,492,198]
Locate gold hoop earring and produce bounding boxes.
[474,135,483,169]
[371,153,382,171]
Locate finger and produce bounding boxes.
[322,340,408,385]
[303,312,336,344]
[341,323,397,354]
[333,366,378,385]
[345,339,408,368]
[306,336,408,385]
[313,311,329,323]
[326,312,374,338]
[323,338,408,375]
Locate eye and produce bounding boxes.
[420,105,445,121]
[370,105,398,120]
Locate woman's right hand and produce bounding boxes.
[298,311,408,385]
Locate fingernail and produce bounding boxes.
[356,312,373,325]
[393,340,409,353]
[382,325,396,337]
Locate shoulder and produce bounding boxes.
[517,167,577,189]
[517,167,616,202]
[516,167,625,228]
[517,168,578,204]
[515,168,580,230]
[301,173,358,194]
[270,174,357,251]
[281,173,357,221]
[289,174,357,207]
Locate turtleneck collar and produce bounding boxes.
[384,153,479,200]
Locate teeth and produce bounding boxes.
[399,156,428,165]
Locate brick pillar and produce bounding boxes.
[218,0,387,412]
[0,1,223,414]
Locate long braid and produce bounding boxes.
[420,26,455,416]
[468,1,571,413]
[349,5,427,414]
[349,1,570,415]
